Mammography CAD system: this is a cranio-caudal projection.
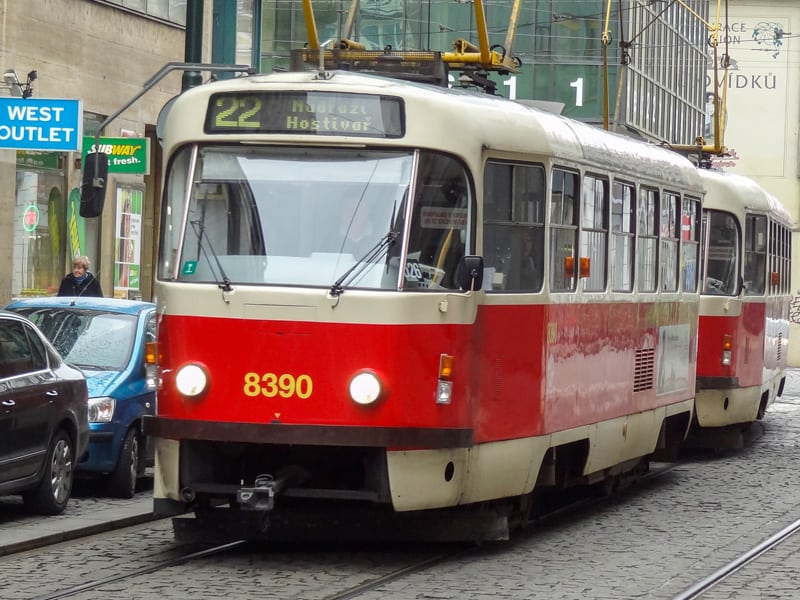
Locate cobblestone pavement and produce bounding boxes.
[2,376,800,599]
[343,371,800,600]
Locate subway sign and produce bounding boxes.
[0,98,82,151]
[82,136,150,174]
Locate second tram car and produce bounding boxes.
[143,70,708,541]
[693,168,792,446]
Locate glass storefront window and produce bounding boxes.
[12,157,67,297]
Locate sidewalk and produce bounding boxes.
[0,486,155,556]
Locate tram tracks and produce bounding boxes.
[29,540,247,600]
[8,458,706,600]
[18,469,659,600]
[673,515,800,600]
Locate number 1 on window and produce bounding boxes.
[570,77,584,107]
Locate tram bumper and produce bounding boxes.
[172,505,512,543]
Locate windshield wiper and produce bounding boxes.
[189,220,233,292]
[329,231,398,297]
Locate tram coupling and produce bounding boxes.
[236,466,308,511]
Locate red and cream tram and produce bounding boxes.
[692,168,792,446]
[142,69,706,541]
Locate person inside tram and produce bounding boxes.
[519,228,543,290]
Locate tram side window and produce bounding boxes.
[701,210,738,295]
[744,214,766,295]
[403,152,471,291]
[681,196,701,293]
[660,193,680,292]
[549,169,579,292]
[768,220,790,295]
[159,146,191,280]
[778,224,792,294]
[637,188,658,292]
[580,175,608,292]
[483,161,545,292]
[611,181,635,292]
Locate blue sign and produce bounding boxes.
[0,98,82,151]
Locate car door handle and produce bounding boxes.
[1,399,14,407]
[46,390,59,396]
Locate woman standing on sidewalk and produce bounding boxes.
[57,256,103,297]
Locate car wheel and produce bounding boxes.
[108,428,139,498]
[22,429,74,515]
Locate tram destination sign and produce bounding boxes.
[205,91,404,138]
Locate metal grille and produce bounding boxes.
[634,348,655,392]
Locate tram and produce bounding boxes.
[141,69,707,542]
[692,168,792,447]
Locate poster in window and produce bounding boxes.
[114,185,142,295]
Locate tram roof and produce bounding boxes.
[698,168,793,225]
[165,70,703,191]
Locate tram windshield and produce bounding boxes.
[158,146,472,291]
[701,210,740,296]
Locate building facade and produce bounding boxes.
[3,1,799,365]
[256,0,710,145]
[0,0,191,304]
[706,1,800,364]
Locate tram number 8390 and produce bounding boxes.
[243,372,313,399]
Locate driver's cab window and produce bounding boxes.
[403,152,472,290]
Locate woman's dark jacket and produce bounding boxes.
[57,273,104,297]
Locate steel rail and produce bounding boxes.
[30,540,246,600]
[673,516,800,600]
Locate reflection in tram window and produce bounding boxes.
[744,214,767,295]
[580,175,608,292]
[637,188,658,292]
[681,197,701,293]
[661,192,680,292]
[611,181,635,292]
[549,169,579,292]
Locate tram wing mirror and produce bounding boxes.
[456,255,484,291]
[80,152,109,218]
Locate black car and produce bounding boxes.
[0,311,89,515]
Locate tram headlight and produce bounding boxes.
[349,370,382,405]
[436,380,452,404]
[175,363,209,398]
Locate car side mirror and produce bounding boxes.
[80,152,109,218]
[457,255,484,291]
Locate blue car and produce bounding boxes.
[5,297,156,498]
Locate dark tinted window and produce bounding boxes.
[25,324,49,371]
[0,319,35,378]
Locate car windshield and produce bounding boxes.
[13,308,136,371]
